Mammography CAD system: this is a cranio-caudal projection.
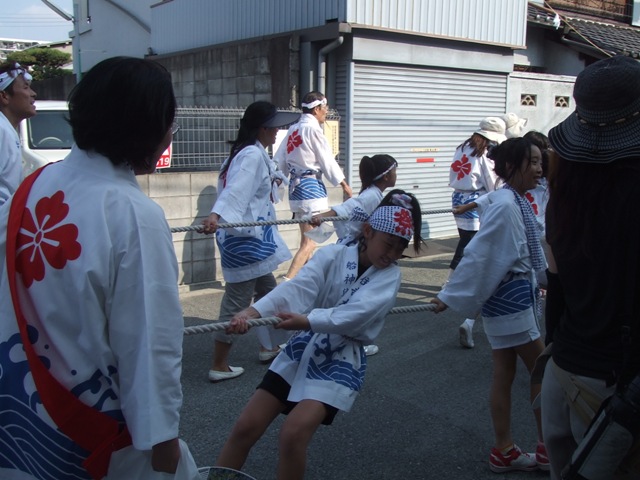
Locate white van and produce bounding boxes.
[20,100,73,175]
[19,100,174,174]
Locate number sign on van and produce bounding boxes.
[156,143,172,169]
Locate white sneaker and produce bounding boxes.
[458,321,474,348]
[258,348,280,363]
[364,344,379,356]
[208,366,244,382]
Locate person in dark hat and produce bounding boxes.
[541,55,640,479]
[202,101,300,382]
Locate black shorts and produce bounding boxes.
[258,370,338,425]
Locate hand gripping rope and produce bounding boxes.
[183,303,438,335]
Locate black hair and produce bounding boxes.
[358,154,397,193]
[488,137,535,184]
[523,130,551,178]
[301,91,326,114]
[220,101,277,178]
[362,188,423,255]
[460,133,493,158]
[68,57,175,169]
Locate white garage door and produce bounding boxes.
[347,62,507,239]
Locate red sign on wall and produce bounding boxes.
[156,143,172,169]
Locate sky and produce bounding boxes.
[0,0,74,42]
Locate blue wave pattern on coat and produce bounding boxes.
[452,191,480,220]
[482,276,533,317]
[284,331,366,392]
[218,223,277,269]
[289,177,327,201]
[0,326,122,479]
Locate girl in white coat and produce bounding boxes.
[202,102,300,381]
[432,137,547,473]
[215,190,422,480]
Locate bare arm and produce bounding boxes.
[310,209,337,226]
[151,438,181,473]
[340,180,353,199]
[452,202,477,215]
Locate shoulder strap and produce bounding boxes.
[6,166,131,480]
[550,359,605,426]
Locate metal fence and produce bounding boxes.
[167,107,339,172]
[169,107,244,171]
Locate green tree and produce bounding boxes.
[7,48,72,81]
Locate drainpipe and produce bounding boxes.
[317,36,343,94]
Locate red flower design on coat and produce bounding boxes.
[394,209,413,238]
[451,154,472,180]
[16,191,82,288]
[525,192,539,215]
[286,130,303,154]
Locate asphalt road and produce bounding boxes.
[178,240,550,480]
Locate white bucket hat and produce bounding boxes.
[474,117,507,144]
[502,113,528,138]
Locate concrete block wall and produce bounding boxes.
[137,171,344,292]
[155,34,300,109]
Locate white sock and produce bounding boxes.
[464,318,475,329]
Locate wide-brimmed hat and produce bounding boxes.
[502,113,528,139]
[261,110,300,128]
[475,117,507,144]
[242,101,300,129]
[548,55,640,163]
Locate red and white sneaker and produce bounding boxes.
[489,444,538,473]
[536,442,550,471]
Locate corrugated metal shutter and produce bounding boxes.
[351,62,507,239]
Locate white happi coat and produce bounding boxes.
[253,243,401,412]
[449,144,499,231]
[212,142,291,283]
[0,111,23,206]
[438,189,539,337]
[273,114,345,214]
[331,185,383,243]
[0,148,184,479]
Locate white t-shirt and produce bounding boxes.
[0,111,24,206]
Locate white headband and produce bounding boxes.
[372,162,397,181]
[0,63,32,92]
[301,98,327,109]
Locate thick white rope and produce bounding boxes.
[170,210,453,233]
[171,216,347,233]
[183,302,438,335]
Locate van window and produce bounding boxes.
[27,111,74,150]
